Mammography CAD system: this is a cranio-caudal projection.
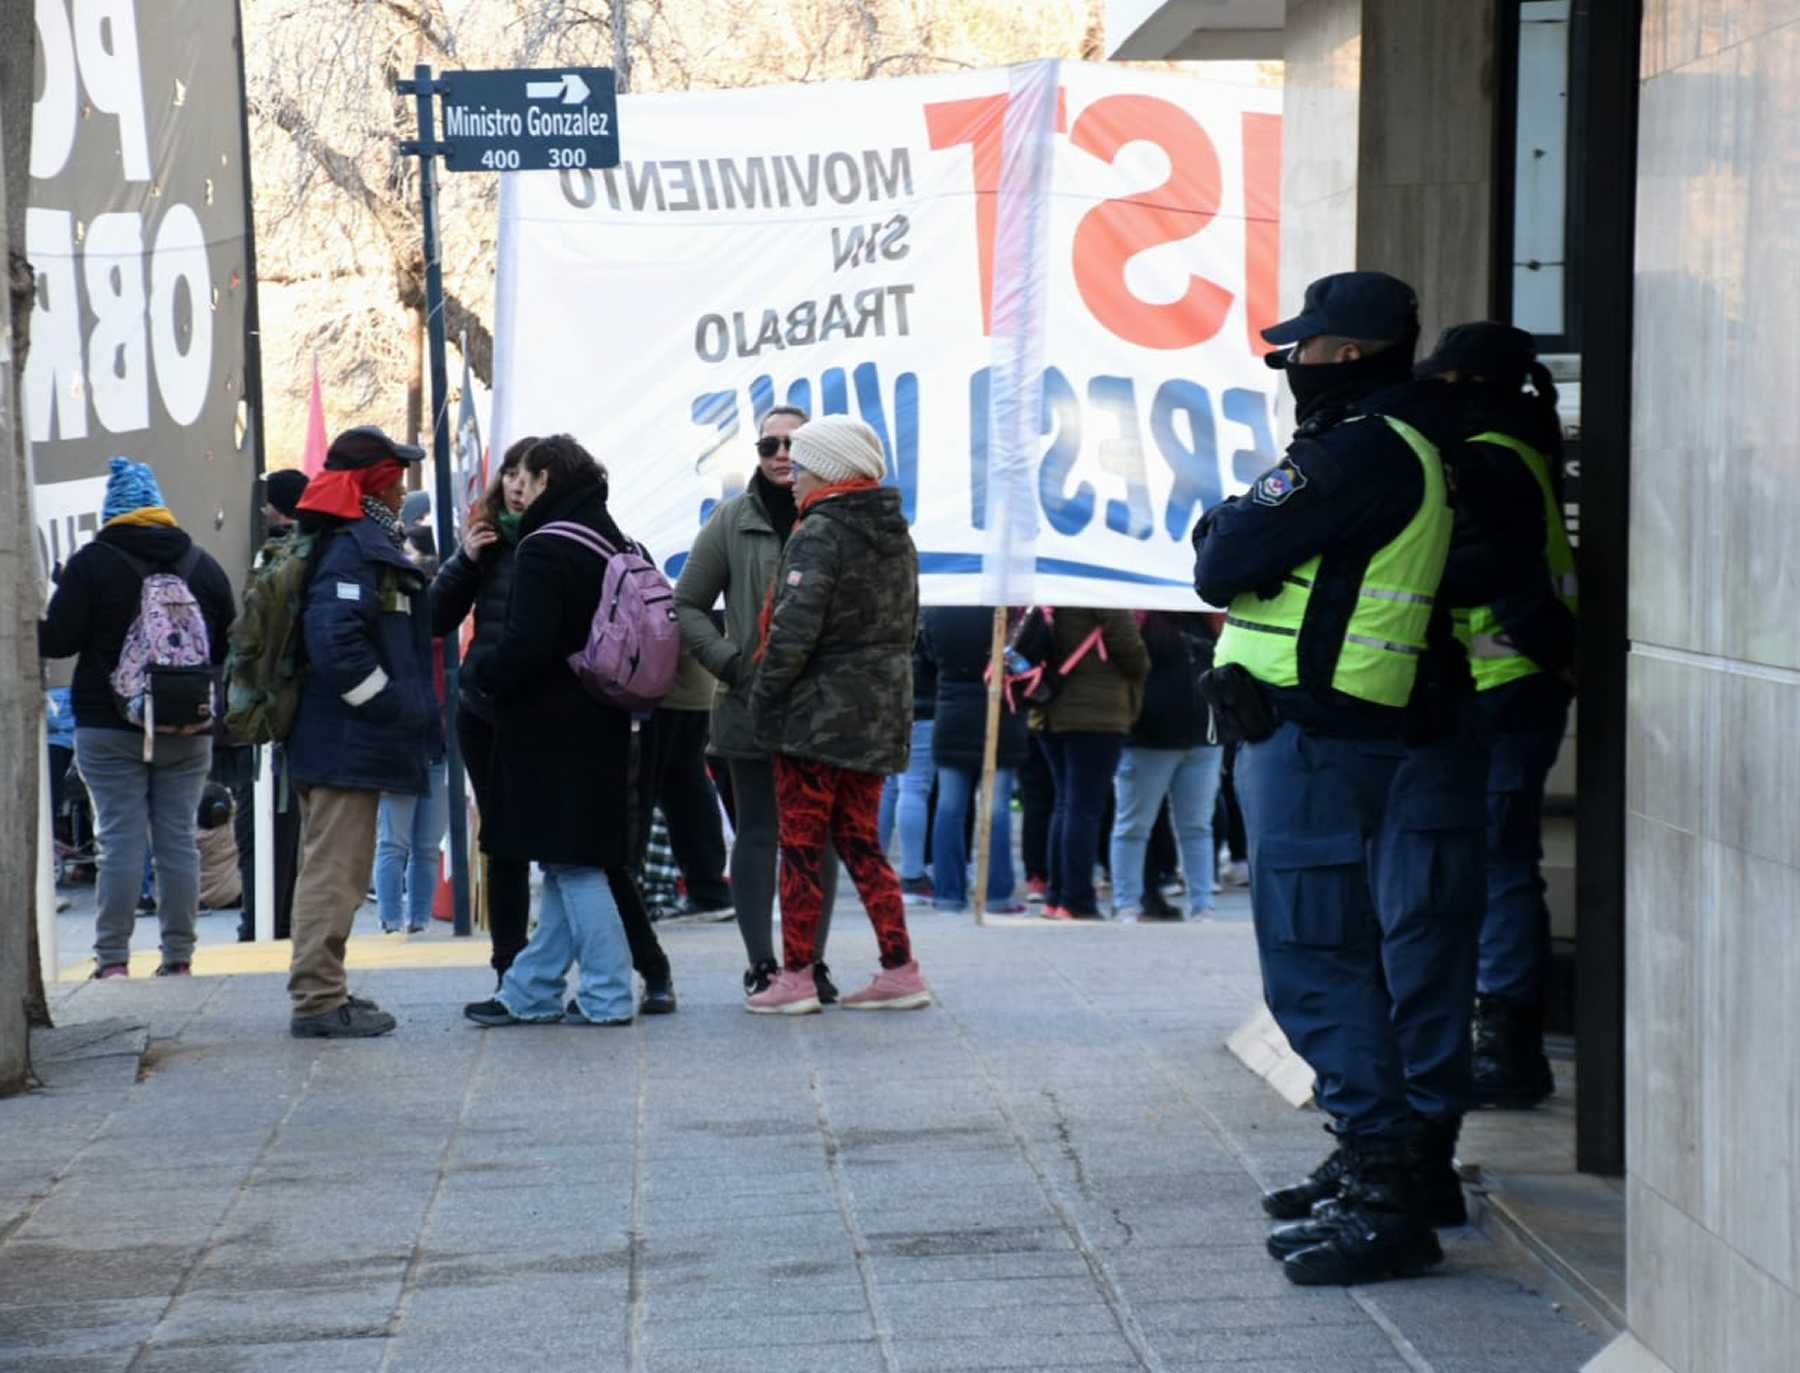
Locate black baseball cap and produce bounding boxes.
[1262,271,1420,367]
[1414,321,1536,384]
[261,468,309,518]
[325,425,424,470]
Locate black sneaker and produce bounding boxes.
[565,999,633,1026]
[463,998,533,1028]
[813,963,839,1006]
[744,959,779,996]
[900,876,933,906]
[638,981,678,1016]
[292,1001,397,1038]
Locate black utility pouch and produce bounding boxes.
[1199,664,1278,744]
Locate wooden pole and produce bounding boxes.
[971,606,1008,927]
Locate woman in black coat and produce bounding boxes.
[432,444,674,1008]
[922,606,1028,912]
[460,435,663,1027]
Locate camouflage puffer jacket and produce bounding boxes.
[749,485,919,775]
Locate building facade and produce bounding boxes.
[1109,3,1800,1370]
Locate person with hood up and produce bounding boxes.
[285,427,441,1038]
[40,458,235,978]
[745,415,928,1013]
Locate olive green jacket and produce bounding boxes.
[674,484,784,757]
[1029,607,1149,736]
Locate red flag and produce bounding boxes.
[301,354,328,476]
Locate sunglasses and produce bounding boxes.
[756,435,794,458]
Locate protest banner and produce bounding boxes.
[25,0,259,584]
[492,59,1281,610]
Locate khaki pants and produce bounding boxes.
[288,785,380,1017]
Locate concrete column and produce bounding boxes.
[1281,0,1497,339]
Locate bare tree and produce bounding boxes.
[244,0,1096,462]
[0,0,43,1094]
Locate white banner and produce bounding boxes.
[493,59,1282,609]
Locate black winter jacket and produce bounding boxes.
[429,538,517,722]
[471,478,650,868]
[922,606,1027,770]
[1131,612,1217,751]
[39,523,235,732]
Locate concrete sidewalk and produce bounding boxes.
[3,899,1604,1373]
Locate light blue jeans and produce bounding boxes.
[76,728,212,967]
[878,718,934,880]
[376,760,449,931]
[497,864,634,1022]
[1111,744,1224,915]
[932,765,1016,908]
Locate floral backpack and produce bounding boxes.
[99,544,216,758]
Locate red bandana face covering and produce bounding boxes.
[295,459,405,520]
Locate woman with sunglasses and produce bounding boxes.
[675,406,841,1005]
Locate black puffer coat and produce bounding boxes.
[429,536,516,722]
[923,607,1027,771]
[1131,612,1216,751]
[749,485,919,775]
[471,477,649,867]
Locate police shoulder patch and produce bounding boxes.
[1251,461,1308,507]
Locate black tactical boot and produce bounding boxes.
[1268,1114,1467,1259]
[1261,1126,1347,1220]
[1411,1114,1467,1227]
[1279,1135,1444,1286]
[1472,994,1555,1109]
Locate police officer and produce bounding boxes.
[1420,323,1577,1107]
[1194,272,1471,1286]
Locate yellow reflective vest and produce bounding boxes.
[1455,430,1578,692]
[1215,417,1452,710]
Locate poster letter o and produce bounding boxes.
[150,204,213,426]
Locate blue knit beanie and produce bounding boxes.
[101,457,165,523]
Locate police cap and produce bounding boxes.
[1414,321,1536,385]
[325,425,425,470]
[1262,271,1420,365]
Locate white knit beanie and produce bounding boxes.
[790,415,887,485]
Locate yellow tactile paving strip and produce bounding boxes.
[60,934,494,981]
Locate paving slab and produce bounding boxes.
[4,889,1607,1372]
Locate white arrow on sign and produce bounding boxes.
[525,73,591,105]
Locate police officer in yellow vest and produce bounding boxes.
[1194,272,1476,1287]
[1419,323,1578,1109]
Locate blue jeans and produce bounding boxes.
[931,765,1016,908]
[1111,744,1223,914]
[375,759,449,931]
[498,864,634,1022]
[878,718,934,880]
[1038,731,1124,917]
[75,728,212,967]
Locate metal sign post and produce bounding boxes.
[397,62,621,937]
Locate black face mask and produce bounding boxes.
[1282,338,1417,425]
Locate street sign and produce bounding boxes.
[437,67,619,173]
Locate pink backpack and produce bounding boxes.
[528,521,680,713]
[98,543,216,758]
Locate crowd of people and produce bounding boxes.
[36,266,1574,1291]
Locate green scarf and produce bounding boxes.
[497,511,523,545]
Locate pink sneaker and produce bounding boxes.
[745,966,822,1015]
[840,961,931,1011]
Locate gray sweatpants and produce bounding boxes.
[75,727,213,969]
[727,754,835,969]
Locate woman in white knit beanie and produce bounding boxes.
[744,416,931,1012]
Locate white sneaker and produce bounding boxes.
[1220,860,1250,888]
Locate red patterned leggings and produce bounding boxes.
[774,754,912,972]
